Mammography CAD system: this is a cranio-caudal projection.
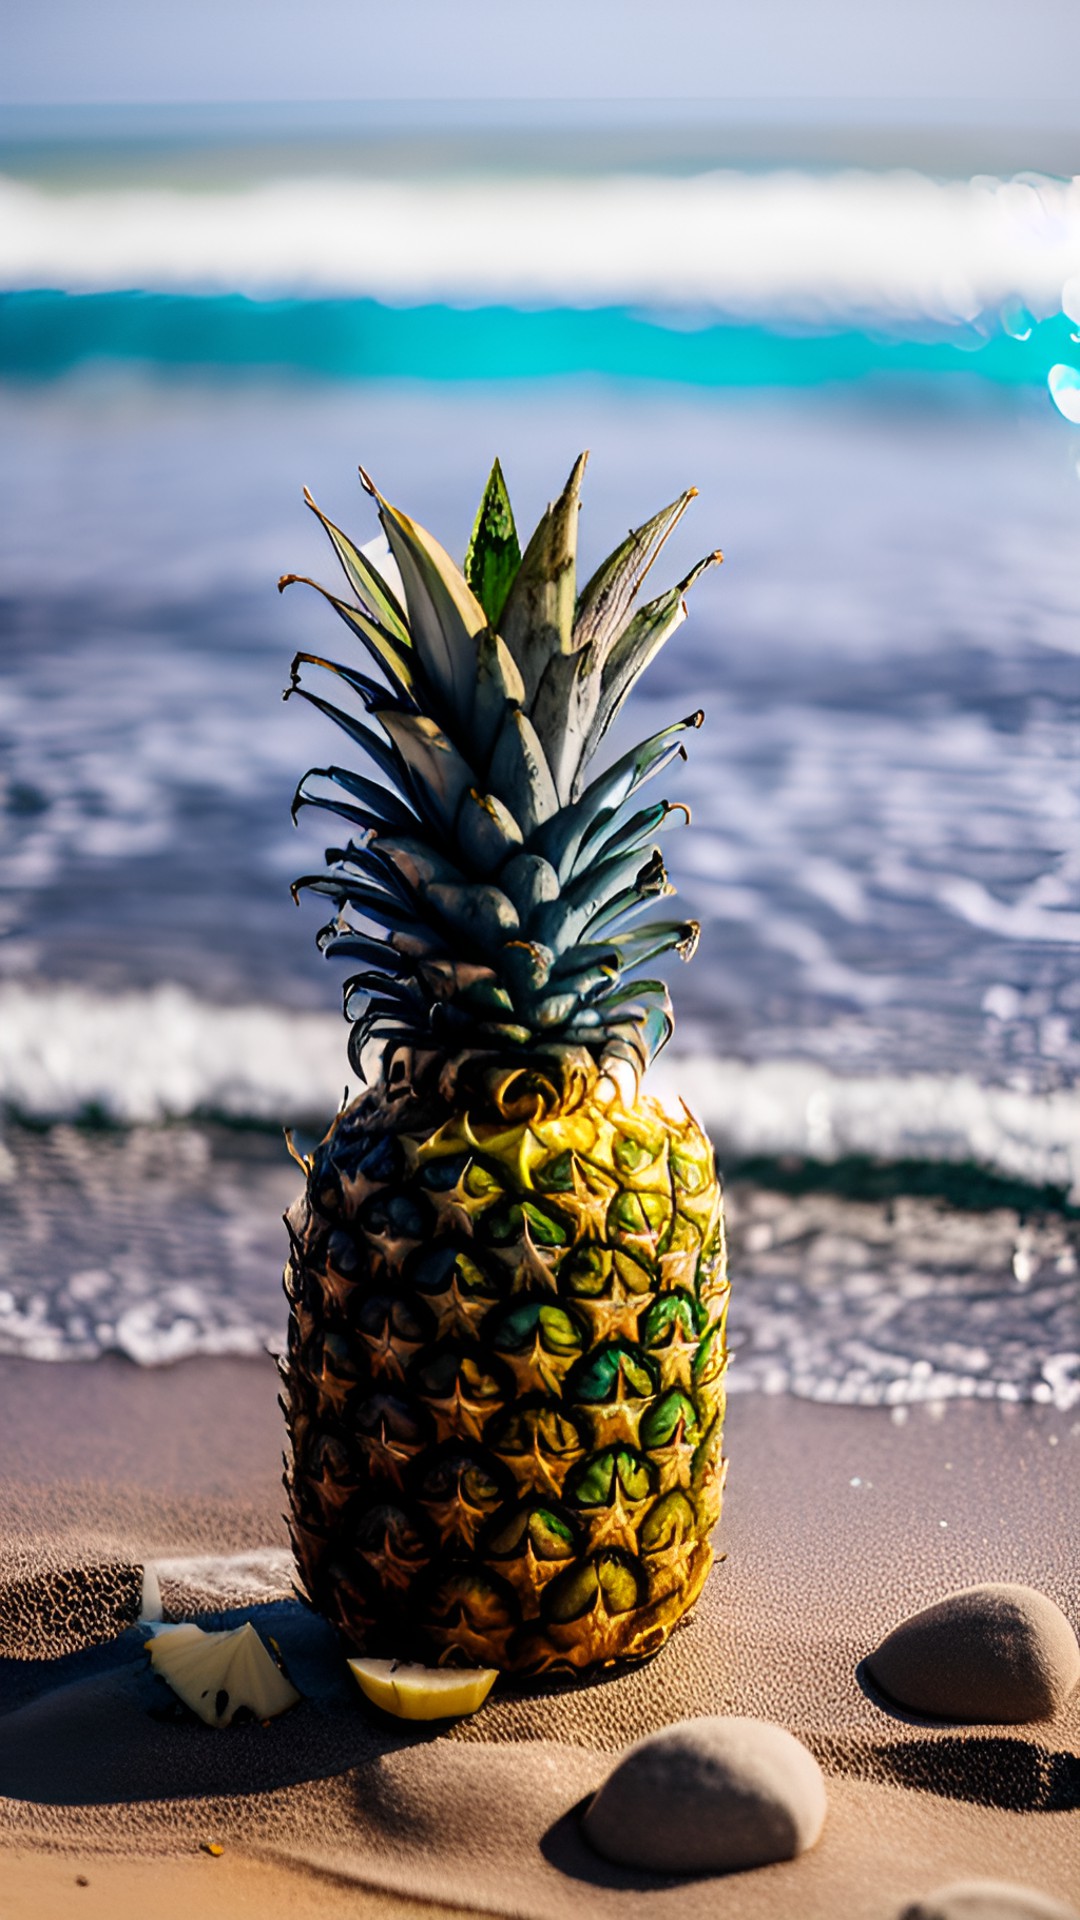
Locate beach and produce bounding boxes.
[2,96,1080,1920]
[1,1353,1076,1918]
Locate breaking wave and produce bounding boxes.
[2,980,1078,1199]
[3,169,1078,326]
[2,984,1076,1401]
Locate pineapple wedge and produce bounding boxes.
[147,1621,300,1726]
[348,1656,497,1720]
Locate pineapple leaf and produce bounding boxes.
[606,1000,674,1064]
[278,574,414,699]
[587,553,720,758]
[343,974,423,1020]
[588,978,668,1012]
[534,990,581,1028]
[293,766,420,834]
[360,849,522,959]
[373,709,477,832]
[347,1014,416,1079]
[606,919,700,968]
[289,652,414,717]
[500,938,556,997]
[327,841,425,910]
[528,641,601,805]
[360,468,487,729]
[287,458,720,1081]
[424,882,521,953]
[368,834,471,896]
[283,685,405,797]
[487,708,560,837]
[533,845,668,955]
[326,931,396,972]
[562,843,668,919]
[472,628,526,764]
[292,874,430,942]
[498,851,560,921]
[455,787,525,873]
[498,452,588,704]
[573,488,698,655]
[529,711,703,879]
[302,489,411,643]
[577,799,687,873]
[292,790,390,840]
[317,921,442,965]
[586,872,675,944]
[546,945,620,994]
[548,924,697,992]
[464,458,521,628]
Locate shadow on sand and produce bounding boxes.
[0,1599,437,1806]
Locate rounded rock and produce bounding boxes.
[866,1584,1080,1723]
[897,1880,1080,1920]
[582,1715,827,1875]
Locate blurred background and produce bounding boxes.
[1,1,1078,1403]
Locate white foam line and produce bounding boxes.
[0,980,344,1126]
[652,1052,1080,1203]
[3,980,1077,1199]
[148,1549,295,1600]
[2,169,1078,320]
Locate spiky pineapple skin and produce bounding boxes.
[282,1080,728,1674]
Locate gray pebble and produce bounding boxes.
[898,1880,1080,1920]
[582,1715,827,1874]
[866,1584,1080,1723]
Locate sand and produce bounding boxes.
[0,1354,1077,1919]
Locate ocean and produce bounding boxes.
[1,108,1077,1403]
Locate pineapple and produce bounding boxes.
[147,1622,301,1725]
[347,1656,497,1720]
[279,454,728,1675]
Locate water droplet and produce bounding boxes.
[1047,363,1080,424]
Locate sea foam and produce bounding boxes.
[2,169,1078,325]
[2,980,1078,1200]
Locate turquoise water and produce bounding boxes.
[2,291,1077,386]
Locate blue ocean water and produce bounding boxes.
[1,292,1077,387]
[1,121,1078,1391]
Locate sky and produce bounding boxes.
[5,0,1080,108]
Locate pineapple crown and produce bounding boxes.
[281,454,720,1117]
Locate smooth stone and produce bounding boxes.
[897,1880,1080,1920]
[582,1714,827,1874]
[866,1584,1080,1723]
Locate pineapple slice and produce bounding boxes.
[348,1656,497,1720]
[147,1621,300,1726]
